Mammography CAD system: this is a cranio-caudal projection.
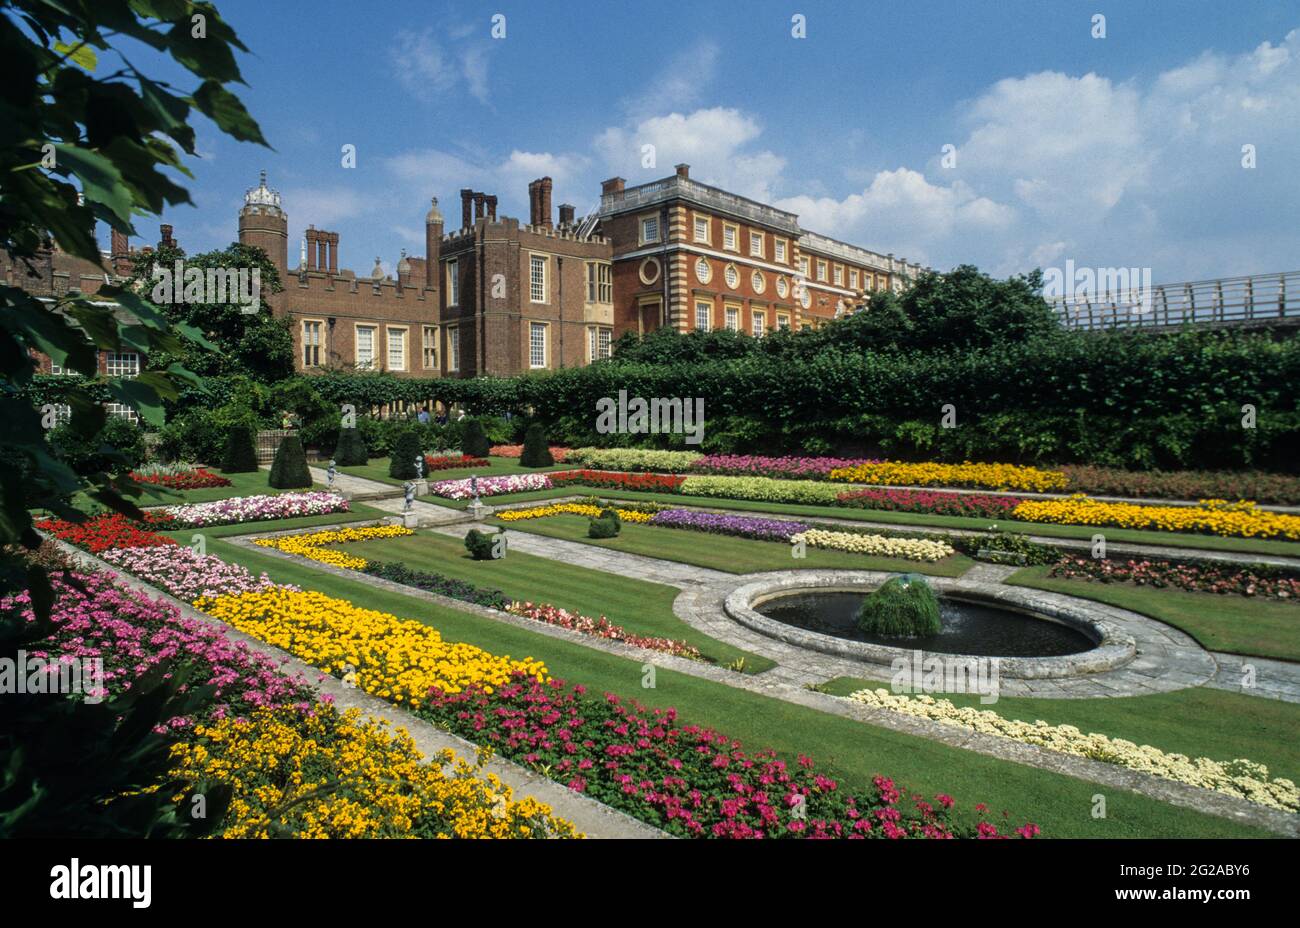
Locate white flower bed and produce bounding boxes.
[428,473,552,500]
[849,688,1299,812]
[160,492,350,528]
[790,528,954,562]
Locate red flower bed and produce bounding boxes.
[35,512,177,554]
[424,454,491,472]
[129,468,232,490]
[490,444,570,462]
[1049,555,1300,600]
[836,487,1024,518]
[1059,464,1300,506]
[421,674,1037,839]
[549,470,685,493]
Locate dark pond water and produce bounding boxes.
[756,591,1093,657]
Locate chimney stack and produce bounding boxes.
[305,227,317,270]
[600,177,626,199]
[538,177,553,228]
[159,224,175,249]
[460,188,474,229]
[110,228,131,276]
[327,231,338,273]
[527,180,540,226]
[675,163,690,179]
[486,194,497,222]
[473,192,485,223]
[317,233,328,272]
[558,203,575,227]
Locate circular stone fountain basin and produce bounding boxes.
[724,572,1137,679]
[756,591,1093,658]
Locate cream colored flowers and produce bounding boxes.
[790,529,955,562]
[848,688,1299,812]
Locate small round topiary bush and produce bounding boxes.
[519,423,554,468]
[268,434,312,489]
[389,429,424,479]
[464,528,505,560]
[332,427,369,467]
[461,419,491,459]
[856,575,941,637]
[220,424,258,473]
[587,509,621,538]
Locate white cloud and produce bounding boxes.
[391,28,492,104]
[622,42,719,117]
[279,186,372,227]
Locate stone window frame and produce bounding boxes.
[422,324,439,371]
[723,263,740,289]
[529,252,548,304]
[446,258,459,307]
[386,325,409,372]
[354,323,378,370]
[749,230,765,259]
[694,297,713,332]
[849,268,860,290]
[751,269,766,294]
[776,312,791,330]
[638,212,661,246]
[300,318,324,369]
[774,237,788,264]
[833,263,844,286]
[692,212,711,245]
[446,325,460,372]
[721,221,740,253]
[816,258,828,282]
[528,320,549,369]
[724,302,741,332]
[638,256,661,286]
[751,309,766,337]
[775,275,789,299]
[694,256,712,285]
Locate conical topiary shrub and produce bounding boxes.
[461,418,491,458]
[519,423,554,467]
[268,434,312,489]
[856,575,941,637]
[220,424,258,473]
[333,427,368,466]
[389,429,424,479]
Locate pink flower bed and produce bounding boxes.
[429,473,552,499]
[506,601,701,660]
[836,487,1025,518]
[98,546,294,602]
[692,454,874,480]
[1,571,317,725]
[160,492,350,528]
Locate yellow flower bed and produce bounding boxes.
[1010,495,1300,540]
[194,588,546,705]
[828,460,1068,492]
[497,503,654,523]
[848,688,1299,812]
[169,704,579,838]
[252,524,414,569]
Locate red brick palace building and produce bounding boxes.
[4,168,925,381]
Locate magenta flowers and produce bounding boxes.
[692,454,874,480]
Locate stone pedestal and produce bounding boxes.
[467,500,487,522]
[401,511,420,529]
[413,479,429,497]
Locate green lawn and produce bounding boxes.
[418,485,1300,557]
[183,535,1273,837]
[320,529,774,672]
[141,469,328,505]
[343,455,565,488]
[814,679,1300,786]
[1006,565,1300,662]
[493,513,970,577]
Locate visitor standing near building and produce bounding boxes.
[418,406,431,424]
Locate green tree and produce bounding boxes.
[0,0,268,614]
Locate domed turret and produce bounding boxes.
[426,197,443,224]
[238,170,287,271]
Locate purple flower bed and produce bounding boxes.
[1,571,318,727]
[691,454,875,480]
[648,508,808,542]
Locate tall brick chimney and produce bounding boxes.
[486,194,497,222]
[460,189,474,229]
[675,163,690,179]
[473,192,485,222]
[316,233,327,271]
[109,228,131,276]
[600,177,626,199]
[327,231,338,273]
[527,180,540,226]
[425,197,442,290]
[305,227,317,270]
[538,177,553,228]
[558,203,575,227]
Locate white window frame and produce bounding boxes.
[774,238,788,263]
[446,258,459,307]
[776,313,791,330]
[833,264,844,286]
[816,259,828,282]
[355,324,377,369]
[529,253,548,304]
[639,213,660,245]
[447,326,460,372]
[695,299,712,331]
[849,269,860,289]
[722,222,739,252]
[798,256,810,276]
[423,325,439,370]
[752,310,766,337]
[386,325,408,372]
[529,321,548,369]
[724,304,740,331]
[751,270,766,294]
[301,319,323,368]
[695,256,712,284]
[724,264,739,289]
[588,325,612,361]
[776,276,789,299]
[106,351,140,378]
[586,261,612,303]
[693,214,711,244]
[749,231,765,258]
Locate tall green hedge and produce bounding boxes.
[220,424,258,473]
[268,435,311,488]
[389,429,424,479]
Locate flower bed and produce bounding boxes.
[131,462,232,490]
[567,448,705,472]
[837,487,1026,519]
[490,444,570,462]
[98,545,291,602]
[424,454,491,471]
[361,561,511,610]
[848,688,1299,813]
[496,502,654,523]
[193,588,548,706]
[1010,496,1300,541]
[647,509,809,542]
[1,571,315,722]
[549,469,686,493]
[36,512,177,554]
[421,674,1037,838]
[679,475,845,505]
[169,704,576,838]
[790,528,955,562]
[1060,465,1300,506]
[160,492,350,528]
[252,524,413,570]
[505,601,701,659]
[830,461,1068,493]
[429,473,552,499]
[1048,555,1300,600]
[691,454,872,480]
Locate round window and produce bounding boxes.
[639,257,661,285]
[695,257,712,284]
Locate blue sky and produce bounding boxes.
[114,0,1299,283]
